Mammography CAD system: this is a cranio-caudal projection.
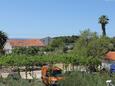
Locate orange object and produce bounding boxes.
[105,51,115,60]
[41,65,63,86]
[8,39,44,47]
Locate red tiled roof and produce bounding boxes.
[105,51,115,60]
[8,39,44,47]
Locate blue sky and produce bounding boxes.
[0,0,115,38]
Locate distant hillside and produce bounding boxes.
[53,35,79,44]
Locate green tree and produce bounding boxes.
[50,38,64,49]
[87,36,112,59]
[73,29,112,65]
[26,47,39,55]
[0,31,8,55]
[54,35,79,43]
[99,15,109,36]
[73,29,98,57]
[12,47,40,55]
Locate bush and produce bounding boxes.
[59,71,115,86]
[7,72,21,80]
[0,78,44,86]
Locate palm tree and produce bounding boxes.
[0,31,8,54]
[99,15,109,36]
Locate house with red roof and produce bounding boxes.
[105,51,115,61]
[3,39,45,54]
[102,51,115,71]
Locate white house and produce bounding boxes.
[3,41,12,54]
[3,39,45,54]
[102,51,115,71]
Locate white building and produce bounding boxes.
[3,39,45,54]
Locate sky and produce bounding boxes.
[0,0,115,38]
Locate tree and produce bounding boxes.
[0,31,8,55]
[73,29,98,58]
[50,38,64,48]
[87,36,112,59]
[12,47,40,55]
[73,29,112,66]
[99,15,109,36]
[54,35,79,43]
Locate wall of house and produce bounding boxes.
[102,60,115,72]
[3,42,12,54]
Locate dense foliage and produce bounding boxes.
[46,35,79,52]
[59,71,115,86]
[0,31,8,55]
[0,29,115,67]
[0,78,44,86]
[53,35,79,43]
[72,29,114,65]
[0,54,77,66]
[12,47,40,55]
[99,15,109,36]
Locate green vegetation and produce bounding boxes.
[0,72,115,86]
[0,15,115,86]
[53,35,79,44]
[99,15,109,36]
[0,31,8,55]
[0,78,44,86]
[72,29,113,65]
[59,71,115,86]
[42,35,79,53]
[0,54,76,66]
[0,29,115,67]
[12,47,40,55]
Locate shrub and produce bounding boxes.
[59,71,114,86]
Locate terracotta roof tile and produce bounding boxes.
[8,39,44,47]
[105,51,115,60]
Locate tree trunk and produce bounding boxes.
[102,24,106,36]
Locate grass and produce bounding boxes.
[59,71,115,86]
[0,71,115,86]
[0,78,44,86]
[0,72,44,86]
